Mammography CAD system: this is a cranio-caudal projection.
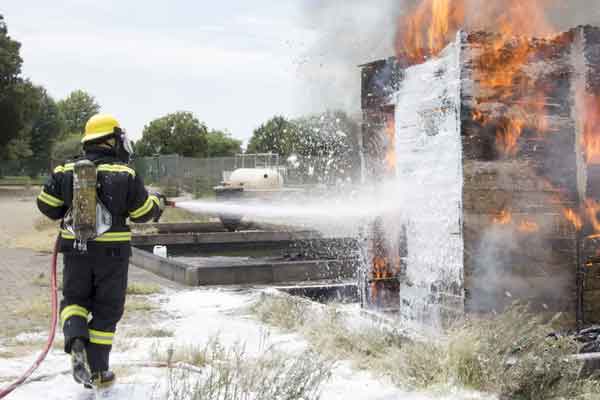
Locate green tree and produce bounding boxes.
[3,83,65,174]
[0,15,67,175]
[136,111,208,157]
[206,130,242,157]
[246,116,299,157]
[0,14,26,155]
[57,89,100,135]
[28,86,65,168]
[52,135,82,163]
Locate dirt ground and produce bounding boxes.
[0,186,182,341]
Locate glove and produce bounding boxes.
[152,192,167,222]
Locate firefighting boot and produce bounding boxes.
[70,338,92,386]
[87,371,116,389]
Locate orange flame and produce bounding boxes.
[396,0,557,156]
[495,118,526,156]
[396,0,464,63]
[372,256,391,280]
[396,0,557,64]
[518,220,539,233]
[472,109,487,124]
[492,209,512,225]
[492,211,539,233]
[580,93,600,164]
[585,199,600,233]
[563,208,583,231]
[474,5,555,156]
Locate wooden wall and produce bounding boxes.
[460,29,580,315]
[581,26,600,323]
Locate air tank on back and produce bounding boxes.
[72,160,98,251]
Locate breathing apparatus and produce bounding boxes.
[61,160,112,252]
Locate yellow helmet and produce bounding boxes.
[82,114,121,143]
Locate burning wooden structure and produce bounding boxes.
[361,25,600,327]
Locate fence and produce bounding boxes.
[1,153,362,191]
[0,158,52,179]
[133,153,361,189]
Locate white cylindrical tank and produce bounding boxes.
[227,168,283,190]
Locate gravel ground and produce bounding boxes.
[0,187,182,340]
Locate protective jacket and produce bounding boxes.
[37,149,160,256]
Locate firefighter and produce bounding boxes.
[36,114,165,388]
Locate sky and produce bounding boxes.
[2,1,403,143]
[1,1,322,142]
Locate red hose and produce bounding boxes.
[0,237,59,398]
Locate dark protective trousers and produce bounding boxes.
[60,252,128,373]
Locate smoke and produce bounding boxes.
[463,0,600,33]
[296,1,600,117]
[545,1,600,30]
[295,0,408,116]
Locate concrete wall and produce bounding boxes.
[131,247,357,286]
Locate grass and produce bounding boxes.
[13,221,58,252]
[160,207,210,223]
[31,271,63,289]
[152,336,332,400]
[152,340,210,368]
[127,327,174,338]
[0,335,64,359]
[127,282,162,295]
[0,176,44,186]
[0,349,17,359]
[125,297,157,313]
[33,216,59,232]
[249,294,600,399]
[13,295,52,321]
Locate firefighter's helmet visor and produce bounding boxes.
[121,132,134,156]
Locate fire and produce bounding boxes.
[491,210,539,232]
[472,109,487,124]
[474,4,555,156]
[396,0,557,156]
[492,209,512,225]
[580,93,600,164]
[396,0,557,64]
[395,0,464,63]
[585,199,600,233]
[372,256,393,280]
[370,254,401,304]
[563,208,583,231]
[495,118,525,156]
[518,220,539,233]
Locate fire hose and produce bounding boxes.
[0,236,59,399]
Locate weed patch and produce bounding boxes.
[249,294,600,398]
[13,295,51,322]
[127,283,162,295]
[153,337,332,400]
[128,327,174,338]
[125,297,157,313]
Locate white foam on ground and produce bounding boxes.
[1,288,491,400]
